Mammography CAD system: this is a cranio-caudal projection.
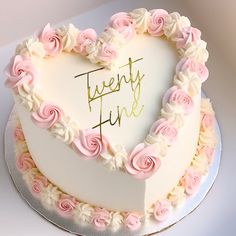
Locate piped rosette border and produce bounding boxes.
[14,98,216,232]
[5,8,209,179]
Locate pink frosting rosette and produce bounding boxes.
[72,129,110,159]
[31,175,48,195]
[74,28,97,55]
[31,102,63,129]
[201,113,214,131]
[97,42,118,63]
[150,118,178,144]
[153,199,172,222]
[147,9,168,36]
[56,194,77,218]
[14,127,25,141]
[5,55,36,92]
[175,26,201,49]
[162,86,194,114]
[125,143,161,179]
[108,12,135,40]
[16,152,36,173]
[176,57,209,82]
[123,212,141,231]
[197,145,215,164]
[181,168,202,195]
[91,208,111,231]
[39,23,62,56]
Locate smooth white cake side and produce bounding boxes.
[14,34,201,213]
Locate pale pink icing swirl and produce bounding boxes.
[147,9,168,36]
[197,145,215,164]
[5,55,36,92]
[150,118,178,144]
[176,57,209,82]
[14,127,25,141]
[175,27,201,49]
[91,208,111,231]
[201,113,214,131]
[31,102,63,129]
[153,199,172,221]
[56,194,77,217]
[125,143,161,179]
[74,28,97,55]
[124,212,141,231]
[72,129,110,159]
[108,12,135,40]
[181,168,202,195]
[31,175,48,195]
[38,23,62,56]
[162,86,194,114]
[97,42,118,62]
[16,153,36,173]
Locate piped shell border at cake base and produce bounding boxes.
[4,8,209,179]
[6,98,218,233]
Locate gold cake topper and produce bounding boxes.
[75,57,144,137]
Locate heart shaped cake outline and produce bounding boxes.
[5,8,209,180]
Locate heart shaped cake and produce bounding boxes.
[5,8,216,232]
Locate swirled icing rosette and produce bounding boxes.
[175,26,201,49]
[16,38,46,58]
[148,9,168,36]
[91,208,112,231]
[162,86,194,114]
[38,23,63,56]
[176,57,209,82]
[57,24,79,52]
[125,143,161,179]
[31,102,64,129]
[16,152,36,173]
[17,83,42,111]
[123,212,142,231]
[180,168,202,195]
[74,28,97,55]
[5,55,37,92]
[163,12,191,39]
[31,175,48,197]
[107,12,135,40]
[150,118,178,145]
[153,199,172,222]
[72,129,110,159]
[56,194,77,218]
[129,8,150,34]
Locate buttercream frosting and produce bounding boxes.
[57,24,79,52]
[125,143,161,179]
[17,83,42,111]
[164,12,191,39]
[38,23,62,56]
[129,8,150,34]
[16,38,46,58]
[148,9,168,36]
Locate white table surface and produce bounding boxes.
[0,0,236,235]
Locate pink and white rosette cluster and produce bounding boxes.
[6,8,210,178]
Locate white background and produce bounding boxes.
[0,0,235,235]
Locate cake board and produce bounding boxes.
[4,105,222,236]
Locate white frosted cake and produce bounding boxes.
[5,8,216,232]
